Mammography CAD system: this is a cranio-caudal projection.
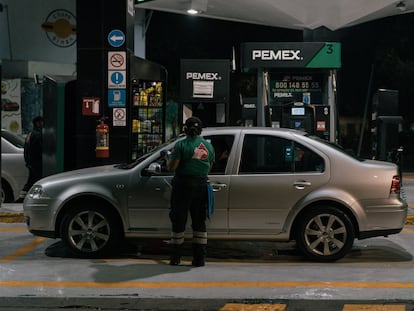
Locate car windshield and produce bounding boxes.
[1,130,25,148]
[115,134,185,169]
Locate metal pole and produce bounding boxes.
[357,64,375,157]
[257,68,265,126]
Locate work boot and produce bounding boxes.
[169,244,182,266]
[192,244,206,267]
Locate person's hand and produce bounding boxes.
[160,149,171,160]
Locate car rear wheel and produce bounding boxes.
[296,206,355,262]
[61,205,121,257]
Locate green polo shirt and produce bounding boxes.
[171,136,215,176]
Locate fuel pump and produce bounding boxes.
[96,118,109,158]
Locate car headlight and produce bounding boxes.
[28,185,49,199]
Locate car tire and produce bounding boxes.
[61,205,121,258]
[295,206,355,262]
[1,179,14,203]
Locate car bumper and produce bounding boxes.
[357,199,408,238]
[23,199,60,237]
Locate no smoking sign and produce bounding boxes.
[113,108,126,127]
[108,51,126,70]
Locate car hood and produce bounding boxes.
[37,164,126,187]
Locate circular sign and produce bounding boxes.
[110,71,124,85]
[42,9,76,47]
[110,53,125,68]
[108,29,125,47]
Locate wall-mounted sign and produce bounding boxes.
[82,97,100,116]
[180,59,230,103]
[41,9,76,48]
[108,89,126,107]
[108,51,126,70]
[241,42,341,69]
[108,29,125,48]
[113,108,126,126]
[108,70,126,88]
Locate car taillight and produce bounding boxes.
[390,175,401,193]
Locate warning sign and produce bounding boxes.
[82,97,100,116]
[113,108,126,126]
[316,121,326,131]
[108,51,126,70]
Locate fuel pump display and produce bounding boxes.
[240,42,340,142]
[270,72,331,139]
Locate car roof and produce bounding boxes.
[202,126,308,136]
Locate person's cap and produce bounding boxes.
[185,116,202,129]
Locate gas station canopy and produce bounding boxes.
[135,0,414,31]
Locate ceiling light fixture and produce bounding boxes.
[396,1,406,11]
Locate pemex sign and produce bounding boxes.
[240,42,341,70]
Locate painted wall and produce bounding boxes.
[0,0,76,64]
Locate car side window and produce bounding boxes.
[204,135,235,174]
[239,134,324,174]
[290,143,325,173]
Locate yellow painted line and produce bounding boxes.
[0,237,46,262]
[343,304,405,311]
[1,281,414,289]
[0,227,27,232]
[219,304,286,311]
[0,212,25,223]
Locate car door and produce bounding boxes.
[126,133,235,236]
[126,154,174,234]
[204,134,236,236]
[228,132,330,235]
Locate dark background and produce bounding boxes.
[145,11,414,162]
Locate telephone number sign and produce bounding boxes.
[274,81,321,93]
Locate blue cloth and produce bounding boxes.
[207,183,215,219]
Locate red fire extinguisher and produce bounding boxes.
[96,118,109,158]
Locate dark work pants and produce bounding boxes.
[169,176,208,246]
[22,165,42,192]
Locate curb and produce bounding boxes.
[0,212,25,223]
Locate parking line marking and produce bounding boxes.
[0,237,46,262]
[0,281,414,289]
[219,304,286,311]
[343,304,405,311]
[0,227,27,232]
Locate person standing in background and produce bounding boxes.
[15,116,43,203]
[164,116,215,267]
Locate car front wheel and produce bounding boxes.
[296,206,355,262]
[61,206,120,257]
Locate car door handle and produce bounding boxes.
[293,180,312,189]
[210,183,227,192]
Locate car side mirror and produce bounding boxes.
[146,162,162,175]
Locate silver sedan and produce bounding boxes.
[1,129,27,203]
[23,127,407,262]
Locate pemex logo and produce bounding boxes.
[193,143,209,160]
[42,9,76,48]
